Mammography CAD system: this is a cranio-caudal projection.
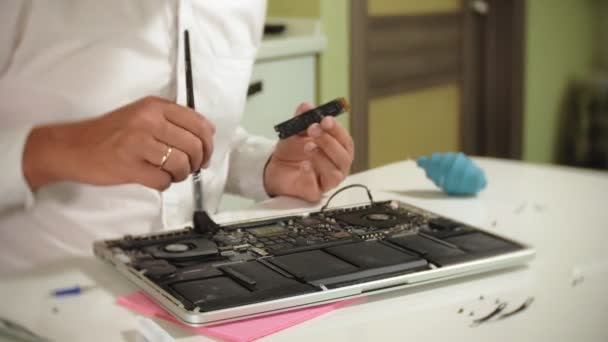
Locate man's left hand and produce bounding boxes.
[264,102,355,202]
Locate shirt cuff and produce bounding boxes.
[0,125,35,213]
[226,129,276,201]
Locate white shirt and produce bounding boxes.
[0,0,273,272]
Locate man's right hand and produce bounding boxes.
[23,96,215,192]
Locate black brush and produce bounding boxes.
[184,29,219,236]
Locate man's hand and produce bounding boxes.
[23,96,215,191]
[264,102,355,202]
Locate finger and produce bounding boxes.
[274,135,313,162]
[319,116,354,155]
[290,102,316,138]
[137,136,170,167]
[295,160,323,202]
[309,149,345,192]
[134,162,172,191]
[165,102,216,134]
[307,123,352,174]
[138,139,190,182]
[156,120,203,172]
[159,147,191,182]
[294,102,315,116]
[163,103,215,168]
[136,95,173,108]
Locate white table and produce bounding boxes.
[2,158,608,341]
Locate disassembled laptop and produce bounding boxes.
[94,185,534,325]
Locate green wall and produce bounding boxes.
[318,0,350,117]
[266,0,350,130]
[368,0,460,16]
[267,2,320,17]
[524,0,597,163]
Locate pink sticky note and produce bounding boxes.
[117,291,362,342]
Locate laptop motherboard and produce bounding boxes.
[96,200,525,314]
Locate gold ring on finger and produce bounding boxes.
[159,145,173,169]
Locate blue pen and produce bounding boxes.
[51,285,95,297]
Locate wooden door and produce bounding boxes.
[350,0,524,171]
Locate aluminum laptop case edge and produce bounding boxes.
[93,201,535,326]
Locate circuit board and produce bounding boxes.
[100,200,523,313]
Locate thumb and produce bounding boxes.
[294,102,315,117]
[296,160,322,202]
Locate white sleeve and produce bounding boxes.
[0,125,35,214]
[0,2,33,214]
[224,126,276,201]
[0,0,28,74]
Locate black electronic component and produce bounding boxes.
[219,265,258,290]
[144,238,219,261]
[226,262,308,292]
[135,259,177,279]
[214,230,246,246]
[171,277,250,308]
[170,261,315,312]
[169,264,224,282]
[366,213,395,221]
[249,224,287,237]
[310,260,428,288]
[239,214,358,256]
[164,243,191,253]
[270,250,358,281]
[333,206,412,229]
[269,243,428,288]
[421,217,474,238]
[428,218,460,230]
[268,238,356,256]
[325,241,420,269]
[103,196,527,314]
[320,241,428,287]
[443,232,520,257]
[274,98,350,139]
[387,234,467,266]
[251,225,357,255]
